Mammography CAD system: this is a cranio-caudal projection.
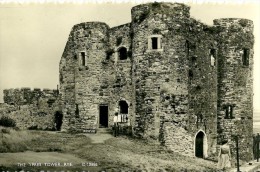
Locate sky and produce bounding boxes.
[0,1,259,114]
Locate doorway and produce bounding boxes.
[99,105,108,128]
[54,111,63,131]
[195,131,204,158]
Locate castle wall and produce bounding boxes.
[1,88,60,130]
[108,23,134,128]
[215,18,254,161]
[131,3,197,155]
[184,19,218,156]
[56,2,254,160]
[60,22,111,132]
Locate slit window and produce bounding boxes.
[185,40,190,56]
[242,49,249,66]
[80,52,86,66]
[210,49,216,66]
[75,104,79,118]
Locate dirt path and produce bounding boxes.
[82,128,114,144]
[84,133,114,144]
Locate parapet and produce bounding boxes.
[213,18,253,32]
[3,87,59,105]
[72,22,110,31]
[131,2,190,22]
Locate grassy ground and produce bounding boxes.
[0,128,218,171]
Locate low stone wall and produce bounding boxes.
[1,87,61,130]
[161,121,193,156]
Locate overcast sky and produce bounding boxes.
[0,1,259,112]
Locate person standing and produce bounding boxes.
[113,112,119,137]
[217,139,231,171]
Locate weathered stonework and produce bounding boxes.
[1,88,61,130]
[58,2,254,161]
[1,2,254,162]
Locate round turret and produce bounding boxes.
[130,2,190,138]
[131,2,190,23]
[216,18,254,161]
[59,21,110,132]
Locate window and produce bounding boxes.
[151,37,158,49]
[80,52,86,66]
[224,105,234,119]
[75,104,79,118]
[210,49,216,66]
[118,47,127,60]
[242,48,249,66]
[148,35,163,51]
[185,40,190,56]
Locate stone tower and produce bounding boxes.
[215,18,254,161]
[59,2,254,160]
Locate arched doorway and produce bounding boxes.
[118,100,129,122]
[194,130,208,158]
[119,100,128,114]
[195,131,204,158]
[54,111,63,131]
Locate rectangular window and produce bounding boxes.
[224,105,234,119]
[151,37,158,49]
[147,35,162,51]
[80,52,86,66]
[242,49,249,66]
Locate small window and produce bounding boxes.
[210,49,216,66]
[151,37,158,49]
[75,104,79,118]
[242,49,249,66]
[224,105,234,119]
[148,35,162,51]
[118,47,127,60]
[80,52,86,66]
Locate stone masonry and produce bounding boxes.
[1,88,61,130]
[1,2,254,162]
[58,2,254,161]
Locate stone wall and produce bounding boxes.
[1,88,61,130]
[57,2,254,160]
[60,22,110,132]
[131,2,190,140]
[4,88,59,106]
[215,18,254,161]
[60,22,134,132]
[109,23,134,128]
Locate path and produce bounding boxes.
[84,128,114,144]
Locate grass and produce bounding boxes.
[0,126,33,152]
[0,129,218,171]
